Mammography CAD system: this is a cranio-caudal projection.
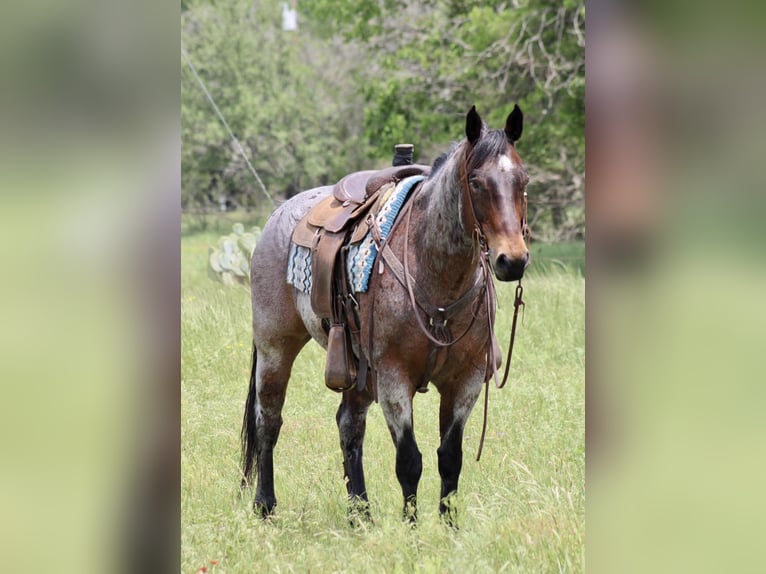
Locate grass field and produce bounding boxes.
[182,218,584,573]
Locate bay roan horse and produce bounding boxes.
[241,105,529,525]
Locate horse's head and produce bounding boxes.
[461,105,530,282]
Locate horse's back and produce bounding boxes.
[254,186,332,265]
[250,164,431,344]
[250,186,332,341]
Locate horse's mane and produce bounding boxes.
[428,143,458,180]
[428,129,510,180]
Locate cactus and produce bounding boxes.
[208,223,262,286]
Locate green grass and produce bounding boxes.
[181,207,271,237]
[182,223,584,573]
[528,240,585,277]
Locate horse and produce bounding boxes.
[241,105,530,526]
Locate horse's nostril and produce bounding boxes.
[495,253,526,281]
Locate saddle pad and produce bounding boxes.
[346,175,424,292]
[286,241,312,293]
[286,175,425,295]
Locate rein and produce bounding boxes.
[458,144,528,461]
[366,144,528,461]
[476,280,524,461]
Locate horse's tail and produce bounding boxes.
[240,341,258,488]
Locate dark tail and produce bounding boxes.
[240,342,258,488]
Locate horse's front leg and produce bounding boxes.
[336,387,373,523]
[437,374,483,527]
[378,369,422,523]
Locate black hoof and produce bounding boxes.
[439,496,459,529]
[347,498,373,527]
[439,511,459,530]
[254,499,276,519]
[402,497,418,526]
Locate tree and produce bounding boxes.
[183,0,585,240]
[302,0,585,240]
[182,0,370,211]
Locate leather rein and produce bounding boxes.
[367,144,528,461]
[458,144,528,461]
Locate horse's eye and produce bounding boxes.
[469,179,483,192]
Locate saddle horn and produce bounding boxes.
[393,144,414,166]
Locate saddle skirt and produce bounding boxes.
[286,170,428,316]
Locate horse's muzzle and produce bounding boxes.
[494,251,530,281]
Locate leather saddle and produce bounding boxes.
[290,164,430,392]
[291,164,430,318]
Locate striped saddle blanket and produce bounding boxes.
[286,174,424,295]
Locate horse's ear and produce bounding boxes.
[466,105,482,144]
[505,104,523,143]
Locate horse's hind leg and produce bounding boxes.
[241,335,308,517]
[336,387,373,522]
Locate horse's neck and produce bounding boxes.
[411,160,479,296]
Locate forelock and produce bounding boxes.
[469,129,511,170]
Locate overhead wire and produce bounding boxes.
[182,45,276,208]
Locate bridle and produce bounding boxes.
[458,143,529,460]
[365,142,528,460]
[457,144,530,261]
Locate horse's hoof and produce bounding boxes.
[254,499,276,519]
[439,497,459,529]
[439,512,459,530]
[348,515,373,528]
[346,507,375,528]
[402,498,418,527]
[347,502,373,528]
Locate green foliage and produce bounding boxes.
[182,0,371,210]
[302,0,585,240]
[183,0,584,240]
[208,223,261,286]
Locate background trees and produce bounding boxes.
[182,0,584,240]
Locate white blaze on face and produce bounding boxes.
[497,154,514,172]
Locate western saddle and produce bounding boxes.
[291,154,430,393]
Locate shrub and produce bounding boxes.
[208,223,261,286]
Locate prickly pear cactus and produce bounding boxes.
[208,223,262,286]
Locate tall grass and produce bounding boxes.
[182,226,584,573]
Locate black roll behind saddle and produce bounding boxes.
[291,160,430,392]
